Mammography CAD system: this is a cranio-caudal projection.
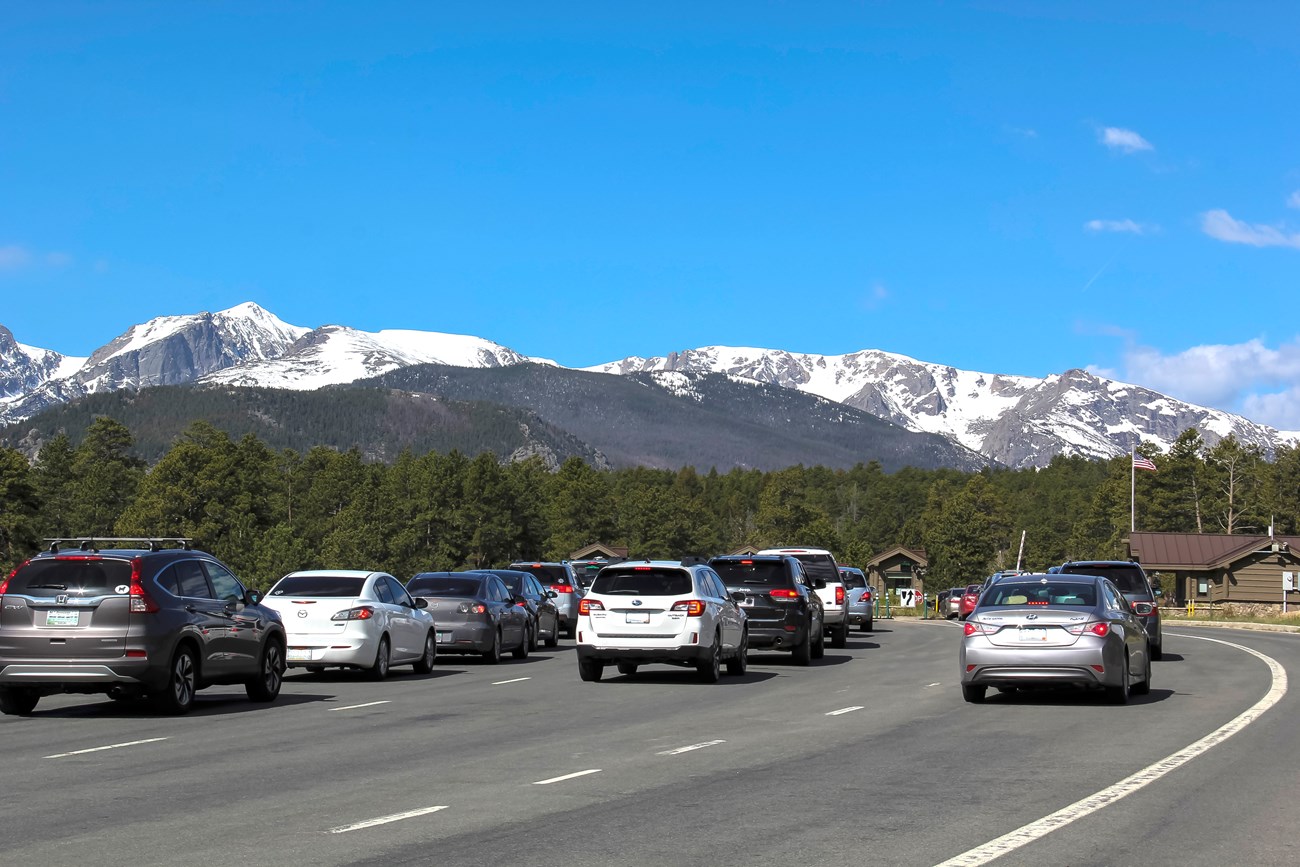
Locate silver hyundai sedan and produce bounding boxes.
[959,574,1151,704]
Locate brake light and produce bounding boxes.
[515,599,527,607]
[835,585,845,605]
[1,560,27,595]
[964,620,999,636]
[633,566,652,571]
[1089,622,1109,637]
[671,600,706,616]
[578,598,604,615]
[456,602,488,615]
[740,560,753,565]
[769,588,800,599]
[331,605,375,621]
[128,558,159,614]
[549,584,573,594]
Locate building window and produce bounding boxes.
[1197,578,1210,596]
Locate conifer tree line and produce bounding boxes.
[1,419,1298,591]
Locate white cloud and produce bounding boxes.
[1201,209,1300,249]
[1085,218,1147,234]
[1100,127,1154,153]
[1242,387,1300,432]
[1287,190,1300,209]
[861,282,889,310]
[0,244,32,271]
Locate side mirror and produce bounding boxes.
[813,578,827,589]
[730,591,746,602]
[415,597,429,609]
[546,590,559,599]
[1153,589,1163,598]
[245,589,263,605]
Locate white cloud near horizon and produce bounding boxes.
[1085,218,1147,234]
[0,244,33,271]
[1100,127,1153,153]
[1287,190,1300,209]
[1201,209,1300,249]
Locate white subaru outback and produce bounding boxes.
[575,560,748,683]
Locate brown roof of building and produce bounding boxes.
[864,545,928,570]
[1128,532,1300,569]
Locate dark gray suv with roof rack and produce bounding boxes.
[0,538,287,715]
[1057,560,1163,660]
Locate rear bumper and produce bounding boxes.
[847,607,872,625]
[960,639,1119,688]
[0,660,163,692]
[747,623,810,650]
[284,628,381,668]
[432,623,494,655]
[576,643,710,665]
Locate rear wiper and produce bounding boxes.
[28,584,68,590]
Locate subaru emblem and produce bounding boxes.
[631,599,643,606]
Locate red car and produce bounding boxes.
[958,583,983,620]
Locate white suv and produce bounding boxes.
[575,560,748,683]
[756,548,849,648]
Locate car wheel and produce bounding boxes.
[811,623,826,660]
[961,684,986,704]
[1150,641,1163,661]
[512,625,530,660]
[1106,658,1131,705]
[367,636,391,681]
[726,629,748,676]
[792,630,812,666]
[529,620,539,652]
[413,631,437,674]
[153,646,198,715]
[1133,653,1152,696]
[0,687,39,716]
[616,662,638,676]
[830,621,848,649]
[696,634,722,683]
[482,629,502,665]
[578,658,604,682]
[565,622,577,639]
[544,619,559,648]
[245,639,285,702]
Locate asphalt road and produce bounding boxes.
[2,619,1296,867]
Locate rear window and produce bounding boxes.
[788,554,839,584]
[270,575,366,597]
[407,575,484,597]
[840,570,866,589]
[712,560,790,588]
[965,584,983,595]
[985,582,1097,607]
[5,558,132,598]
[572,564,604,588]
[510,564,571,585]
[591,568,692,596]
[1058,563,1149,596]
[494,573,524,593]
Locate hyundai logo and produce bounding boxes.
[1026,614,1038,620]
[631,599,643,606]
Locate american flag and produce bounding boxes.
[1132,453,1157,472]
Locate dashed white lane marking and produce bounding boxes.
[328,805,448,834]
[825,706,864,716]
[45,737,168,759]
[657,739,726,756]
[329,700,390,712]
[533,769,602,785]
[492,677,531,685]
[938,632,1288,866]
[927,682,942,687]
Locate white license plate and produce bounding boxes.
[45,610,79,626]
[436,632,454,644]
[625,612,650,624]
[287,647,313,661]
[1018,628,1048,642]
[739,597,755,607]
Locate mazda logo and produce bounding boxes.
[297,609,308,618]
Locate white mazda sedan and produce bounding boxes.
[575,560,748,683]
[263,570,436,679]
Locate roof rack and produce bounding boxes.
[45,537,194,554]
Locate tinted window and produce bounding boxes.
[712,560,791,588]
[591,568,692,596]
[374,578,395,604]
[174,560,213,598]
[510,564,571,585]
[205,562,244,604]
[965,584,983,595]
[384,576,413,607]
[1059,563,1150,596]
[985,582,1097,607]
[840,570,866,589]
[271,575,367,597]
[496,573,524,594]
[789,554,839,584]
[408,575,484,597]
[5,558,132,598]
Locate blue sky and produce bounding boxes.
[3,2,1299,428]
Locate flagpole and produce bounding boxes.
[1130,449,1136,533]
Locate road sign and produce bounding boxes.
[896,588,917,608]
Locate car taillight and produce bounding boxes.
[671,600,706,616]
[964,620,999,636]
[332,605,375,621]
[1065,621,1110,637]
[835,586,845,605]
[0,559,26,595]
[456,602,488,615]
[578,598,604,615]
[550,584,573,594]
[769,588,800,599]
[1131,602,1155,616]
[128,557,159,614]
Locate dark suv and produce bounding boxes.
[507,561,581,637]
[709,555,825,665]
[1057,560,1163,659]
[0,538,287,715]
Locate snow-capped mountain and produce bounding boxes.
[586,346,1290,468]
[0,326,84,400]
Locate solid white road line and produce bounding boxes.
[657,739,726,756]
[825,706,864,716]
[492,677,531,685]
[45,737,168,759]
[938,632,1288,866]
[328,805,448,834]
[533,769,602,785]
[329,701,391,712]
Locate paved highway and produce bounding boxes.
[2,619,1295,866]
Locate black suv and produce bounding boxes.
[0,538,287,715]
[709,555,825,665]
[1057,560,1163,659]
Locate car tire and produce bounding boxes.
[245,639,285,702]
[0,687,39,716]
[696,634,722,683]
[726,630,748,676]
[529,620,539,652]
[1133,653,1152,697]
[153,646,198,715]
[512,625,531,660]
[616,662,638,676]
[961,684,986,703]
[792,629,812,666]
[578,658,604,682]
[565,621,577,640]
[830,621,848,649]
[1106,659,1131,705]
[367,636,391,681]
[544,620,559,648]
[811,623,826,660]
[413,631,436,674]
[482,629,502,665]
[1150,641,1163,661]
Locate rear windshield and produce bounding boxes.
[493,573,524,593]
[591,568,692,596]
[511,564,571,585]
[840,570,866,589]
[407,575,484,597]
[788,554,839,584]
[965,584,983,595]
[572,565,604,588]
[984,582,1097,607]
[270,575,366,597]
[712,560,789,588]
[5,558,132,598]
[1058,563,1149,595]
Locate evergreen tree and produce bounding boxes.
[32,433,76,538]
[0,447,40,568]
[67,417,144,536]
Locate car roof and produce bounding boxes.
[755,547,832,555]
[710,554,787,562]
[284,569,382,579]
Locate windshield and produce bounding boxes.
[984,582,1097,607]
[5,558,132,598]
[712,560,789,588]
[1058,563,1150,596]
[407,575,483,597]
[591,568,692,596]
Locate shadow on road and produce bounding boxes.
[598,669,781,686]
[28,690,337,719]
[981,685,1175,706]
[1157,652,1186,662]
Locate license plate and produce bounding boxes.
[625,612,650,624]
[739,597,755,607]
[436,631,454,644]
[287,647,313,661]
[45,610,79,626]
[1018,628,1048,642]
